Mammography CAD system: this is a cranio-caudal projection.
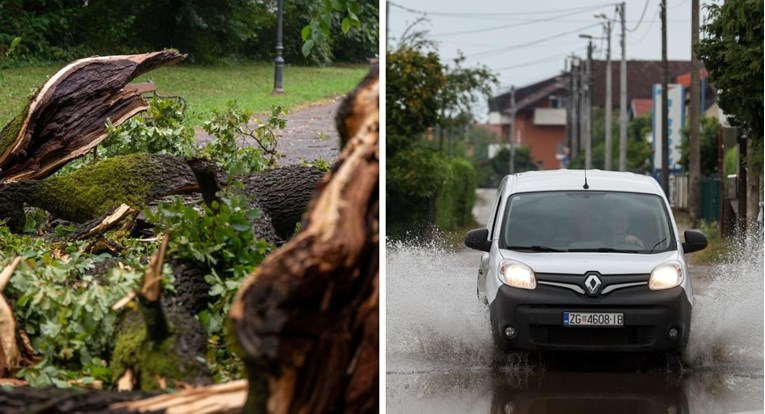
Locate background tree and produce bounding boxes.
[697,0,763,226]
[386,26,497,239]
[569,111,653,172]
[680,116,721,177]
[0,0,375,65]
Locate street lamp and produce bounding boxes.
[272,0,284,95]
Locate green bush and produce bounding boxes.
[202,102,286,177]
[436,158,476,230]
[101,97,196,159]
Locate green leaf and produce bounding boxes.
[302,39,315,57]
[341,17,351,33]
[348,2,361,15]
[331,0,345,11]
[7,37,21,57]
[301,25,311,41]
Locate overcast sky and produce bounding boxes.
[387,0,721,98]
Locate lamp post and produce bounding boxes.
[272,0,284,95]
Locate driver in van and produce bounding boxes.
[606,209,644,247]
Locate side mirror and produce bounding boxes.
[682,230,708,254]
[465,228,491,252]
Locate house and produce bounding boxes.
[487,75,569,170]
[485,60,716,169]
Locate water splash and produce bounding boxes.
[386,240,495,371]
[685,232,764,370]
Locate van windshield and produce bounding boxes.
[500,191,676,254]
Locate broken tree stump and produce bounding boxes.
[0,51,185,183]
[230,70,379,414]
[110,237,212,392]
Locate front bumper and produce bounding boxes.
[489,284,691,352]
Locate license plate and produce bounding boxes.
[563,312,624,327]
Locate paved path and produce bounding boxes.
[195,99,341,166]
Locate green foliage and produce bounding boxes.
[387,27,497,237]
[698,0,763,173]
[680,116,721,176]
[102,97,196,158]
[0,226,158,386]
[489,147,537,176]
[148,189,270,278]
[435,158,477,230]
[386,47,446,152]
[302,158,333,171]
[724,147,738,176]
[0,0,374,65]
[301,0,378,60]
[569,111,653,171]
[202,102,287,177]
[146,184,270,381]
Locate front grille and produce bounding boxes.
[529,325,656,346]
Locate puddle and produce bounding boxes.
[386,234,764,413]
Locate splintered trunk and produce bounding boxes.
[229,71,379,414]
[0,51,185,183]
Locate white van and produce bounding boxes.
[465,170,707,353]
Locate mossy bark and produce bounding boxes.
[111,308,212,392]
[0,51,185,183]
[0,154,199,231]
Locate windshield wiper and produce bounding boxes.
[568,247,640,253]
[648,237,668,254]
[505,245,565,252]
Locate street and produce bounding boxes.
[386,189,763,413]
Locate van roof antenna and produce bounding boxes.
[583,169,589,190]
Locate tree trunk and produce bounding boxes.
[0,51,185,183]
[0,155,323,241]
[242,165,325,240]
[230,70,378,414]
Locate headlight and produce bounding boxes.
[649,262,684,290]
[499,260,536,290]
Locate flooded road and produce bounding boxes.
[386,190,764,414]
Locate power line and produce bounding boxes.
[629,5,661,45]
[466,23,601,59]
[387,2,617,18]
[627,0,651,32]
[494,49,587,71]
[430,7,610,37]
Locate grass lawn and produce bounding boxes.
[0,62,368,127]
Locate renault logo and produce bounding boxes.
[584,274,603,295]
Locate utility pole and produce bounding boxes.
[585,39,593,169]
[604,20,613,170]
[689,0,701,227]
[618,2,628,171]
[386,1,390,46]
[661,0,669,194]
[509,86,516,174]
[569,57,581,158]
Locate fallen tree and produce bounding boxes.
[0,51,185,184]
[0,54,378,413]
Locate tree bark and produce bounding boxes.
[230,70,378,414]
[0,51,185,183]
[242,165,325,240]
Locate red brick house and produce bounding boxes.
[485,60,716,170]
